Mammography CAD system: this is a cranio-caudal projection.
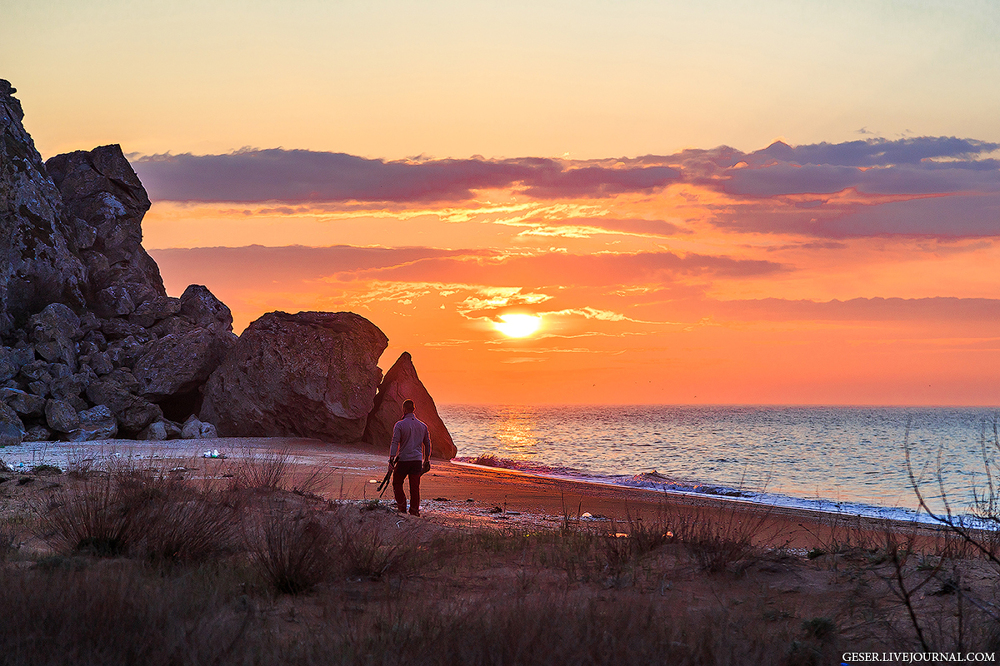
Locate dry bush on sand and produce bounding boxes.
[227,448,292,492]
[42,468,237,562]
[243,499,334,594]
[330,506,426,579]
[665,501,776,573]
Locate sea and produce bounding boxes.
[440,404,1000,525]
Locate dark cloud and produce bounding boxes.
[133,136,1000,238]
[133,150,679,203]
[683,137,1000,238]
[745,137,999,168]
[709,188,1000,238]
[816,193,1000,237]
[723,163,1000,197]
[520,165,679,198]
[706,137,998,198]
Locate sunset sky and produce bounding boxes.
[4,1,1000,405]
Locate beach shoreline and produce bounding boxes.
[4,435,994,662]
[2,436,951,550]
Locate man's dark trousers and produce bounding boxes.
[392,460,423,516]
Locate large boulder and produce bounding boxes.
[45,144,166,317]
[201,311,388,442]
[0,348,17,382]
[45,398,80,433]
[4,387,46,417]
[0,80,88,335]
[181,415,217,439]
[179,284,233,331]
[132,284,235,420]
[138,417,182,441]
[362,352,457,459]
[85,369,162,434]
[133,327,235,399]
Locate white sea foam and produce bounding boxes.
[452,455,993,527]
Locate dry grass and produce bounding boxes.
[42,465,237,562]
[243,499,334,594]
[6,459,1000,664]
[227,447,293,491]
[329,505,427,579]
[0,523,16,561]
[0,560,256,666]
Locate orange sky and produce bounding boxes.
[6,1,1000,405]
[135,144,1000,406]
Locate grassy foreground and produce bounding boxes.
[1,453,999,665]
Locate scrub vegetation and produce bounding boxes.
[1,454,999,665]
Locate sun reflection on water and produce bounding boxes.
[488,406,539,458]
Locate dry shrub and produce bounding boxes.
[601,512,674,567]
[44,473,147,556]
[243,499,334,594]
[0,561,256,666]
[318,591,841,666]
[0,524,16,561]
[42,469,237,562]
[243,501,427,594]
[666,501,774,573]
[140,489,239,563]
[330,506,425,579]
[228,448,292,492]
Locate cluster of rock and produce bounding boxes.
[0,81,234,445]
[0,80,455,458]
[200,312,456,458]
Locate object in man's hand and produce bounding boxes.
[377,464,394,494]
[421,460,431,475]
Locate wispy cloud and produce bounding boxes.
[705,296,1000,322]
[350,248,785,287]
[498,216,686,239]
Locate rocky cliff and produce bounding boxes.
[0,80,456,456]
[0,80,234,442]
[1,81,87,336]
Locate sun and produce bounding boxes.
[494,314,542,338]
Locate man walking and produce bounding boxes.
[388,399,432,516]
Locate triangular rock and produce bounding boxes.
[363,351,456,459]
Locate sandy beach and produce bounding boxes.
[5,435,999,663]
[5,435,949,551]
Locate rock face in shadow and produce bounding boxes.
[0,81,457,452]
[0,81,87,335]
[362,352,457,459]
[132,285,237,414]
[46,144,165,317]
[201,312,388,443]
[0,81,232,444]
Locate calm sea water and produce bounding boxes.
[440,405,1000,521]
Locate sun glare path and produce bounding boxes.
[494,314,542,338]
